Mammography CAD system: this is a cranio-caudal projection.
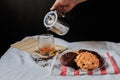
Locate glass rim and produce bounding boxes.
[39,34,54,36]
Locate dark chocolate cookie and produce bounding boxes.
[60,52,79,69]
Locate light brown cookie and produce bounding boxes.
[74,50,100,71]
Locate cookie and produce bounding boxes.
[74,49,103,71]
[60,52,79,69]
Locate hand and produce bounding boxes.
[50,0,87,16]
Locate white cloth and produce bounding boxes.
[0,36,120,80]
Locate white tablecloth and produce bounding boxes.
[0,36,120,80]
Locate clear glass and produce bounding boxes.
[38,34,55,56]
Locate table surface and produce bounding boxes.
[0,36,120,80]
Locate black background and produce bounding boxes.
[0,0,120,57]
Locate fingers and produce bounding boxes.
[50,0,66,17]
[50,0,60,10]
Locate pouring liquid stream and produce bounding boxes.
[46,27,51,34]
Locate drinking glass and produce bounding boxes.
[38,34,55,56]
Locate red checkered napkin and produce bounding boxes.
[49,51,120,76]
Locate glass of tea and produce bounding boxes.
[38,34,55,56]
